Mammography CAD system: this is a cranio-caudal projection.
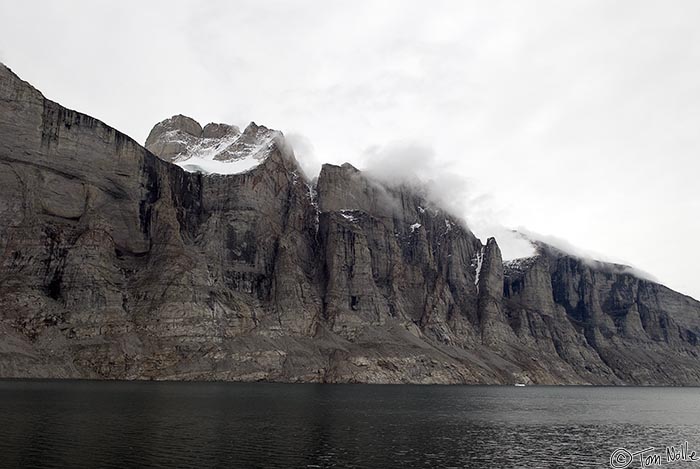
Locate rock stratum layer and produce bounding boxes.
[1,63,699,385]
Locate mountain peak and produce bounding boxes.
[202,122,240,139]
[145,116,283,175]
[159,114,202,138]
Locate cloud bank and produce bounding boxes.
[360,141,536,260]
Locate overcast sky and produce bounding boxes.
[1,0,699,299]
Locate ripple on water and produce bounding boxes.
[1,382,700,468]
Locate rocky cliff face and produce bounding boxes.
[1,62,699,384]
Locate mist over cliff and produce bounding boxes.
[1,62,700,385]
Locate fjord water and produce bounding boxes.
[1,381,700,468]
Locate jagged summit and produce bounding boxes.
[3,62,700,385]
[145,115,283,175]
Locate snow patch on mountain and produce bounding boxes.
[473,246,485,292]
[145,117,282,175]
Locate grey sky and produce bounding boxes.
[1,0,698,299]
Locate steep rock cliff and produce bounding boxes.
[1,62,699,384]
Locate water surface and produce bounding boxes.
[1,380,699,468]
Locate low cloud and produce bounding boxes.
[359,140,536,260]
[284,132,322,180]
[285,135,656,281]
[517,228,658,282]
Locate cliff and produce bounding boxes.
[1,62,699,384]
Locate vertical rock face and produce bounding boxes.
[1,62,700,384]
[502,247,700,384]
[315,162,483,344]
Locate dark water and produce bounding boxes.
[1,381,700,468]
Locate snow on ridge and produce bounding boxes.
[178,158,263,175]
[503,256,538,275]
[162,124,282,175]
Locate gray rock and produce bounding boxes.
[202,122,239,139]
[2,61,700,385]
